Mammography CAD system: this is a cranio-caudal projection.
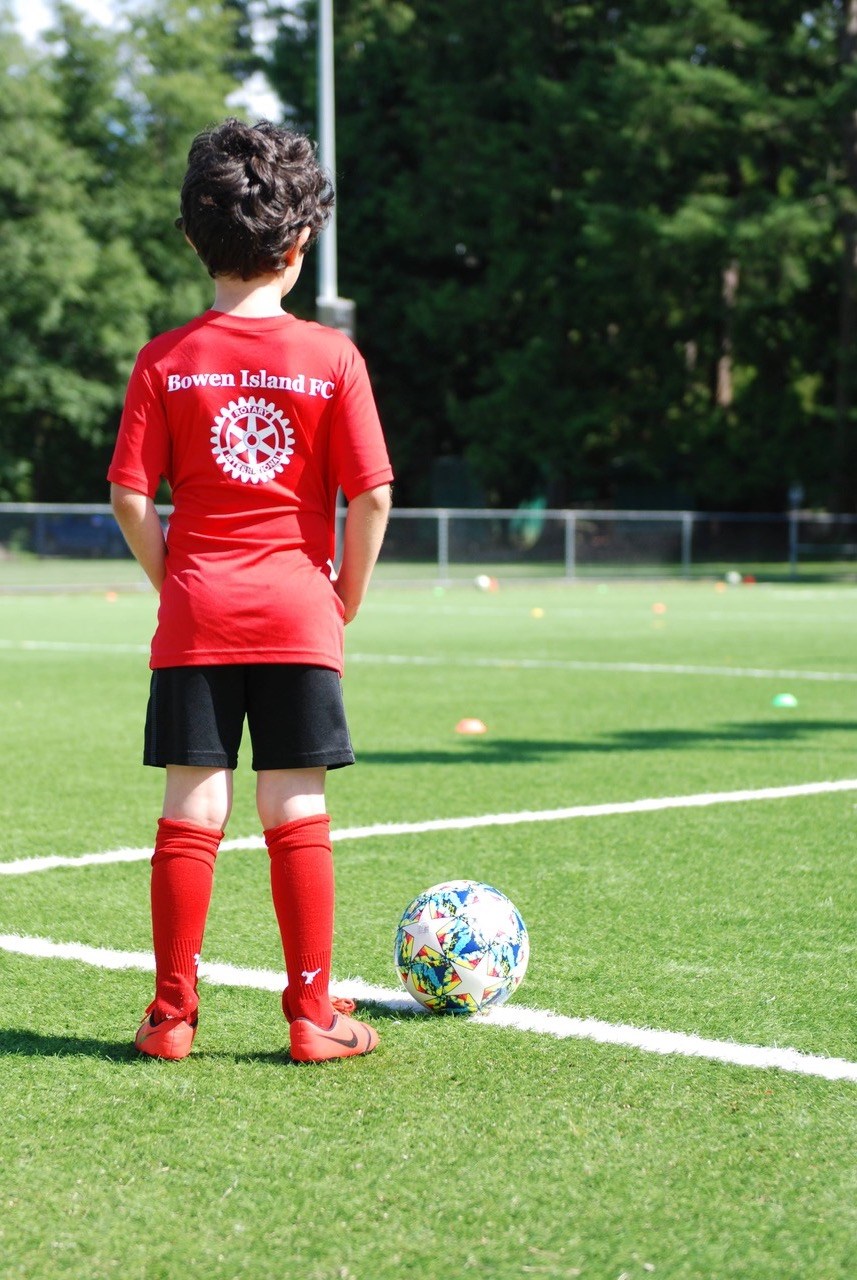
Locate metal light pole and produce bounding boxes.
[316,0,355,338]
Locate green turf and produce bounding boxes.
[1,580,855,1279]
[0,549,855,590]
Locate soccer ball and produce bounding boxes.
[394,880,529,1014]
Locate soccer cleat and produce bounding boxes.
[289,1012,379,1063]
[134,1013,197,1061]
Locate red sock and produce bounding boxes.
[265,814,335,1027]
[149,817,222,1023]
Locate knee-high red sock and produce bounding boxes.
[149,818,222,1023]
[265,814,335,1027]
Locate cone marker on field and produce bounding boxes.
[456,718,488,735]
[772,693,798,708]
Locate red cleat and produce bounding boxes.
[289,1013,379,1063]
[135,1013,197,1060]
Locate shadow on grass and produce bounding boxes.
[361,719,857,765]
[0,1027,137,1062]
[0,1002,424,1065]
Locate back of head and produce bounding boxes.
[178,118,334,280]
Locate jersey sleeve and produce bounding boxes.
[329,349,394,501]
[107,356,170,498]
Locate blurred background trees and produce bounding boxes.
[0,0,855,511]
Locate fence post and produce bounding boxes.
[438,509,450,583]
[564,511,577,580]
[681,511,693,577]
[788,511,799,580]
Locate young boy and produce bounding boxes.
[108,118,393,1063]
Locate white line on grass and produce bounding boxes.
[2,638,856,683]
[0,639,149,654]
[1,933,854,1083]
[2,778,857,877]
[348,651,857,683]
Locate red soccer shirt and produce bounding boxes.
[108,310,393,673]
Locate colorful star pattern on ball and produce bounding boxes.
[394,880,529,1014]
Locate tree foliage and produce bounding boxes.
[270,0,856,510]
[0,0,244,500]
[0,0,855,509]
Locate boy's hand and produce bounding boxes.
[334,580,360,624]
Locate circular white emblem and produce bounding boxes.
[211,396,295,484]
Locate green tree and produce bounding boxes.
[0,0,251,500]
[833,0,857,509]
[609,2,842,509]
[0,7,151,500]
[268,1,853,510]
[119,0,251,332]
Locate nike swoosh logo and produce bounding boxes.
[136,1016,195,1042]
[319,1027,360,1049]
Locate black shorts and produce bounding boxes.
[143,664,354,771]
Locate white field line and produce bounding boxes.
[3,778,857,878]
[0,639,148,654]
[348,651,857,683]
[0,933,854,1083]
[1,637,857,683]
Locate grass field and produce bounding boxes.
[0,574,855,1279]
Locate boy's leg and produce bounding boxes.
[251,669,376,1058]
[259,768,334,1026]
[146,766,231,1025]
[261,771,377,1060]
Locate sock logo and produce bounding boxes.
[301,967,322,985]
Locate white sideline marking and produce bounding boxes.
[348,652,857,683]
[3,779,857,877]
[0,933,854,1083]
[0,640,148,654]
[2,637,856,683]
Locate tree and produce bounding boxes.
[0,0,251,500]
[0,9,148,500]
[267,0,854,510]
[834,0,857,509]
[2,0,853,508]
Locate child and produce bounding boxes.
[108,118,393,1063]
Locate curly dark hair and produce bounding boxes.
[177,118,335,280]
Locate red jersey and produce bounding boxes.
[108,310,393,673]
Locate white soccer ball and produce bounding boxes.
[394,880,529,1013]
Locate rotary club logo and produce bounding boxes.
[211,396,295,484]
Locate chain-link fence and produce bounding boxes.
[1,503,856,583]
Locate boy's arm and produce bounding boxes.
[110,483,167,593]
[334,484,392,623]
